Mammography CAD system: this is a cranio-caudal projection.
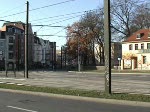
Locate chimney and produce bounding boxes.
[34,32,37,36]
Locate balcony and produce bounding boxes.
[138,49,150,53]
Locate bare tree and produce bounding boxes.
[110,0,149,40]
[111,0,138,39]
[132,3,150,29]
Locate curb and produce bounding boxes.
[0,88,150,107]
[0,81,30,86]
[68,71,150,75]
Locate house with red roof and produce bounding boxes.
[121,29,150,70]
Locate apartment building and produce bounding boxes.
[0,30,6,70]
[0,21,56,70]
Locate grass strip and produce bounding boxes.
[0,83,150,102]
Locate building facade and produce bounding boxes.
[0,31,6,70]
[94,42,122,67]
[0,21,56,70]
[122,29,150,70]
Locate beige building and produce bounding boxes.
[122,29,150,70]
[94,42,122,67]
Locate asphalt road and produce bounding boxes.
[0,90,150,112]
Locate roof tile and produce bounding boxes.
[124,29,150,42]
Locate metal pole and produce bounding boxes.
[119,60,121,72]
[65,49,66,69]
[104,0,111,94]
[18,35,20,71]
[52,42,54,70]
[61,46,62,69]
[25,1,29,78]
[77,35,80,72]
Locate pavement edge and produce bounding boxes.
[0,88,150,108]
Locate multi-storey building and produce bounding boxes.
[33,34,56,69]
[0,21,56,70]
[33,35,42,66]
[0,22,25,70]
[0,30,6,70]
[122,29,150,70]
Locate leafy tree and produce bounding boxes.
[66,10,104,65]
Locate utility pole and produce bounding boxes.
[104,0,111,94]
[77,34,80,72]
[25,1,29,78]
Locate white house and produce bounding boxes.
[122,29,150,70]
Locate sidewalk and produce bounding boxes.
[0,71,150,94]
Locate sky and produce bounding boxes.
[0,0,103,50]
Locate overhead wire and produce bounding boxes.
[0,0,76,18]
[29,0,75,12]
[32,13,86,25]
[35,13,84,32]
[0,3,25,15]
[29,9,96,22]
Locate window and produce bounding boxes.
[141,44,144,49]
[135,44,138,50]
[0,41,3,47]
[7,28,12,33]
[9,37,14,43]
[9,45,14,51]
[143,56,146,64]
[147,43,150,49]
[118,45,121,50]
[9,53,14,59]
[129,44,132,50]
[148,33,150,38]
[137,33,144,39]
[137,34,141,39]
[0,51,2,55]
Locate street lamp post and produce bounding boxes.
[77,35,81,72]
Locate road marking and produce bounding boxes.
[6,82,15,85]
[7,106,38,112]
[16,83,24,86]
[0,78,25,80]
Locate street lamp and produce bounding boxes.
[77,34,81,72]
[73,31,81,72]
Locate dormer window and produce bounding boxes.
[148,33,150,38]
[136,33,144,39]
[137,34,141,39]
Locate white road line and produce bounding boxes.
[7,106,38,112]
[7,82,15,85]
[16,83,24,86]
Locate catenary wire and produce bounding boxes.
[0,0,76,18]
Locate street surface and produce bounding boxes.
[0,90,150,112]
[0,71,150,94]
